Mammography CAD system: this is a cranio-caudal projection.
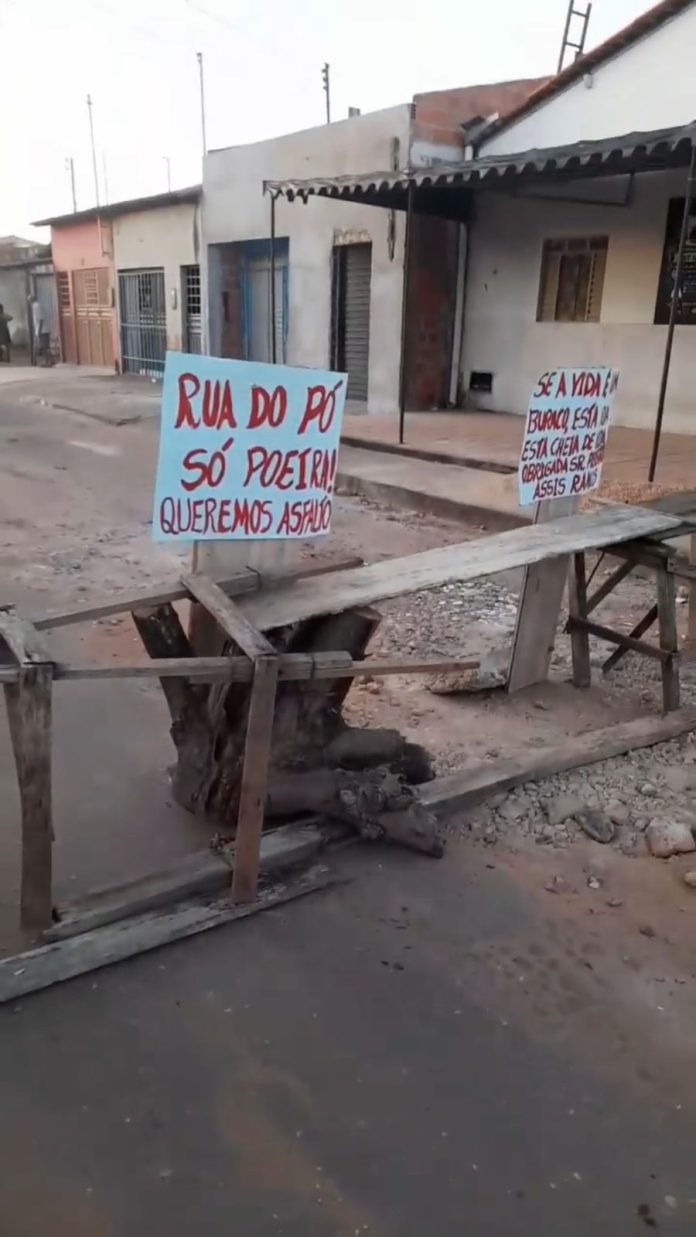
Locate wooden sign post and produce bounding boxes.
[508,367,620,693]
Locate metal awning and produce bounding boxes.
[265,122,696,218]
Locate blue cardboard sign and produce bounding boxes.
[518,367,620,506]
[152,352,347,541]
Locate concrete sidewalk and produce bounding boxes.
[338,444,527,528]
[343,409,696,490]
[340,409,696,524]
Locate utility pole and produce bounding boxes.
[163,155,171,192]
[86,93,100,207]
[322,62,331,124]
[102,153,110,205]
[65,157,77,212]
[196,52,207,157]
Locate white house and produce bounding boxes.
[461,0,696,432]
[202,79,543,416]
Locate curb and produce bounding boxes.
[336,470,530,531]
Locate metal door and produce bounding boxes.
[182,264,202,354]
[332,243,371,401]
[118,268,166,377]
[242,245,288,363]
[32,271,60,360]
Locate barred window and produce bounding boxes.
[537,236,608,323]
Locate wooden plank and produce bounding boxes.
[0,870,339,1004]
[31,556,364,631]
[421,709,696,816]
[602,604,658,674]
[4,664,54,932]
[182,572,275,659]
[53,654,479,683]
[568,553,591,688]
[231,656,280,903]
[656,563,680,712]
[689,535,696,643]
[0,609,50,665]
[586,558,635,615]
[235,506,682,634]
[507,497,576,693]
[46,824,323,941]
[568,615,668,662]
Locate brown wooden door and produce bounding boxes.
[73,268,114,366]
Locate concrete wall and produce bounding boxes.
[112,202,200,351]
[203,107,412,415]
[0,266,29,346]
[482,6,696,154]
[50,218,113,272]
[461,168,696,432]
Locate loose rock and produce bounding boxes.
[645,819,696,859]
[574,807,615,845]
[682,870,696,888]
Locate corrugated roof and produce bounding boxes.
[483,0,696,140]
[267,122,696,203]
[32,185,201,228]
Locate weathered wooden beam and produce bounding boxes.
[31,557,364,632]
[602,604,658,675]
[182,571,275,659]
[585,557,635,615]
[4,663,54,932]
[656,562,680,712]
[568,615,668,662]
[0,870,340,1004]
[568,552,591,688]
[46,824,323,942]
[422,709,696,815]
[231,655,280,903]
[50,654,480,683]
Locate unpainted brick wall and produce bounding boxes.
[410,78,546,159]
[403,213,459,410]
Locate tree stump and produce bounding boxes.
[132,600,443,857]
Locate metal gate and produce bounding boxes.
[182,264,202,354]
[118,268,166,376]
[32,270,60,361]
[331,243,371,401]
[241,241,289,364]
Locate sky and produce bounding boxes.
[0,0,659,238]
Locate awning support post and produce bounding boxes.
[269,190,277,364]
[398,179,415,445]
[649,140,696,481]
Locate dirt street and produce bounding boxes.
[1,372,696,1235]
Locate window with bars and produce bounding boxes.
[184,265,201,315]
[536,236,608,323]
[57,272,71,308]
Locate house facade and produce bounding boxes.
[461,0,696,432]
[203,79,542,415]
[34,187,201,374]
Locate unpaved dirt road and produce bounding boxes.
[1,373,696,1236]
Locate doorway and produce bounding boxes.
[331,242,372,401]
[118,268,166,377]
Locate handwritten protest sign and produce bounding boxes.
[517,367,620,507]
[152,352,347,541]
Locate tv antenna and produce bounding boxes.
[557,0,592,73]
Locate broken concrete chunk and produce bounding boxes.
[545,792,585,827]
[645,819,696,859]
[574,807,615,844]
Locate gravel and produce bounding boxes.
[455,734,696,857]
